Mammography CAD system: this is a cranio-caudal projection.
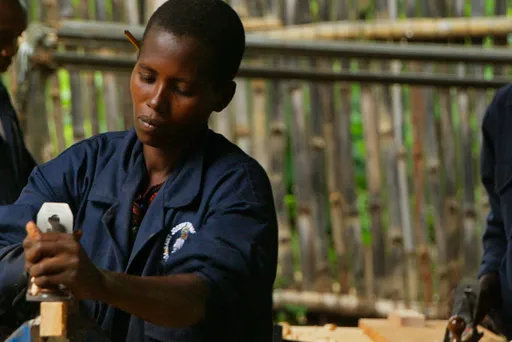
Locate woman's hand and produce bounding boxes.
[23,221,105,300]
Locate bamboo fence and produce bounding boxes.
[4,0,511,321]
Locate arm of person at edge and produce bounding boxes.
[23,162,277,328]
[474,88,508,326]
[0,141,92,315]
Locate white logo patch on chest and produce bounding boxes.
[163,222,196,261]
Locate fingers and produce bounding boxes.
[29,254,79,278]
[33,274,70,289]
[25,239,79,265]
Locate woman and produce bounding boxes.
[0,1,278,341]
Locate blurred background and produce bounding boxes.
[2,0,512,332]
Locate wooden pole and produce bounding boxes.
[260,16,512,40]
[332,0,367,297]
[272,290,446,319]
[306,0,333,293]
[422,0,449,304]
[375,0,405,300]
[268,0,294,290]
[452,0,478,282]
[285,0,319,291]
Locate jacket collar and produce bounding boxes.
[89,128,208,209]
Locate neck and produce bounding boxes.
[143,144,183,187]
[142,127,207,187]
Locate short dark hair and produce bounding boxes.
[0,0,27,14]
[143,0,246,84]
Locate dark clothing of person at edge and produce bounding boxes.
[0,0,278,341]
[475,84,512,340]
[0,0,36,205]
[0,81,37,205]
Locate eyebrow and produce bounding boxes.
[138,63,193,84]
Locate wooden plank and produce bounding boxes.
[359,319,506,342]
[387,309,425,327]
[40,302,68,337]
[282,324,373,342]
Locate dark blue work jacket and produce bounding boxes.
[0,81,36,205]
[479,84,512,339]
[0,128,278,341]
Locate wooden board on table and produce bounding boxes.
[358,319,506,342]
[282,324,373,342]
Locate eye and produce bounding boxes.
[138,72,155,83]
[172,84,193,97]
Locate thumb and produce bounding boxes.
[25,221,41,239]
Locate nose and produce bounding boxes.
[146,82,169,114]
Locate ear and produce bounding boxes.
[213,80,236,113]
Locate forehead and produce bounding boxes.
[0,3,27,33]
[139,30,211,80]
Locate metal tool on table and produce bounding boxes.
[443,280,484,342]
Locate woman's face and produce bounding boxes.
[130,29,228,148]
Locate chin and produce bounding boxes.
[135,128,173,148]
[135,129,159,147]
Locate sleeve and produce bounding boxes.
[478,90,507,279]
[161,162,278,316]
[0,141,93,315]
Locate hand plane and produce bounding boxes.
[443,279,483,342]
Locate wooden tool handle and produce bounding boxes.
[447,315,466,342]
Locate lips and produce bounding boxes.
[138,114,165,132]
